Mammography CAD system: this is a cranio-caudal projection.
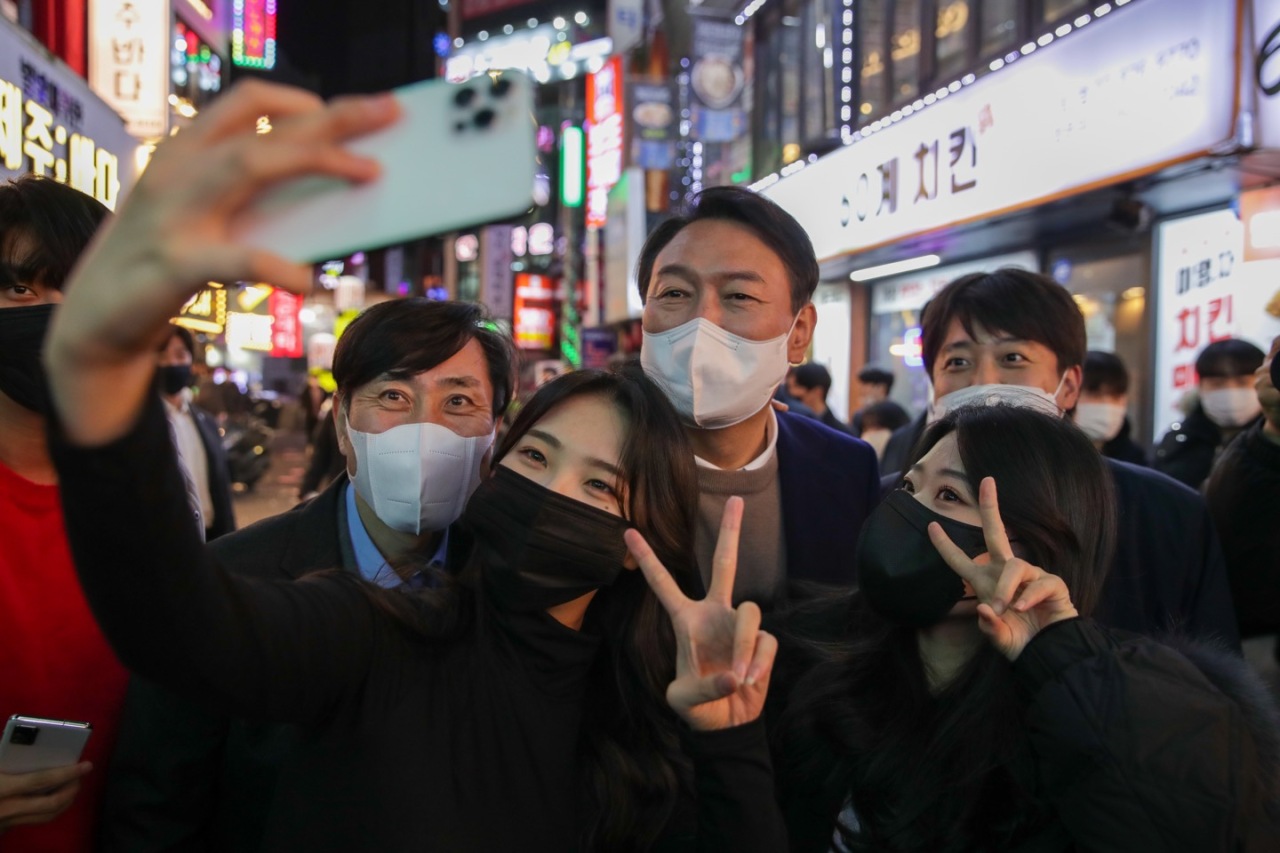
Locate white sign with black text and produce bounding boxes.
[1153,209,1280,441]
[762,0,1237,261]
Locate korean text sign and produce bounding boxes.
[2,16,136,208]
[1153,209,1280,441]
[89,0,169,138]
[762,0,1237,261]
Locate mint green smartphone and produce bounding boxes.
[232,71,537,264]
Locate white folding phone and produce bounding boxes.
[232,71,538,264]
[0,715,93,774]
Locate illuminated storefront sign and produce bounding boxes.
[89,0,170,139]
[513,273,559,350]
[226,311,275,351]
[586,56,624,230]
[762,0,1238,261]
[2,17,136,208]
[1153,209,1280,441]
[270,289,304,358]
[233,0,278,69]
[173,19,223,103]
[176,286,228,334]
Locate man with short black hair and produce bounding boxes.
[637,187,880,603]
[1074,350,1148,466]
[1156,338,1267,489]
[880,267,1239,646]
[786,362,850,434]
[103,299,517,853]
[850,365,909,437]
[156,325,237,540]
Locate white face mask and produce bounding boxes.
[929,374,1068,423]
[346,420,494,535]
[641,316,795,429]
[1074,402,1127,442]
[1200,387,1262,428]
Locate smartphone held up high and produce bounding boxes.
[232,71,537,264]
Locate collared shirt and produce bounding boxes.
[162,389,214,530]
[694,408,779,472]
[344,481,448,590]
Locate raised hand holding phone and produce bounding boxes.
[624,496,778,731]
[46,81,400,447]
[927,477,1079,660]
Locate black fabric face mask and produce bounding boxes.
[0,303,56,414]
[158,364,194,396]
[856,489,990,628]
[460,465,633,613]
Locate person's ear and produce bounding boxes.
[334,395,357,477]
[1058,365,1084,410]
[787,302,817,364]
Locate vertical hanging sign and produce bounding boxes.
[89,0,170,138]
[586,56,625,230]
[233,0,278,69]
[269,289,304,358]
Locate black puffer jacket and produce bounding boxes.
[1100,416,1149,467]
[1205,421,1280,638]
[1155,404,1261,490]
[778,619,1280,852]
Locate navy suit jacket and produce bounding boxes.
[775,410,881,586]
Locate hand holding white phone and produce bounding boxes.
[231,71,538,263]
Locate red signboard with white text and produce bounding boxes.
[586,56,624,230]
[269,289,304,358]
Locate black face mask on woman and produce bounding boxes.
[856,488,990,628]
[0,303,56,414]
[460,465,633,613]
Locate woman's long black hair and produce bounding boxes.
[775,404,1116,852]
[350,365,701,852]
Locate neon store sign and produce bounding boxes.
[0,66,121,209]
[233,0,278,69]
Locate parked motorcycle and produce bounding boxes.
[220,414,273,491]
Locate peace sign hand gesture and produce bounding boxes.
[623,497,778,732]
[927,478,1078,661]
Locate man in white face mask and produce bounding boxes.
[637,187,881,604]
[1073,350,1149,467]
[1155,338,1266,490]
[879,267,1240,650]
[102,299,515,852]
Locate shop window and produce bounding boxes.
[980,0,1019,57]
[1042,0,1089,24]
[859,0,888,124]
[891,0,921,103]
[935,0,972,84]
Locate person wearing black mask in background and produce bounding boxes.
[770,405,1280,852]
[156,325,236,541]
[1156,338,1267,490]
[45,81,783,852]
[0,176,129,850]
[1073,350,1148,466]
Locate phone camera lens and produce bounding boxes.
[453,88,477,108]
[10,725,38,746]
[490,78,511,98]
[472,109,496,129]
